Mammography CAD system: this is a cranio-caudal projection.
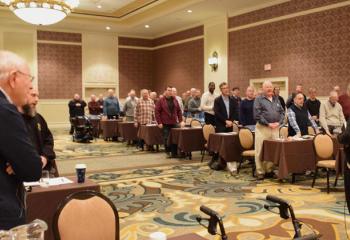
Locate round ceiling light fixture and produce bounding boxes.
[0,0,79,25]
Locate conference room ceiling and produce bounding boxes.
[0,0,289,37]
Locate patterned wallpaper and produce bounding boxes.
[37,30,81,42]
[153,39,204,94]
[118,26,204,96]
[228,4,350,95]
[119,48,154,97]
[38,31,82,99]
[228,0,348,28]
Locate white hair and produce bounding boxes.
[0,51,27,82]
[262,80,273,88]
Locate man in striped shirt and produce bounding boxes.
[134,89,155,149]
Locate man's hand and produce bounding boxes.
[134,122,138,128]
[158,124,163,129]
[101,116,107,121]
[268,122,279,129]
[180,121,185,128]
[5,163,14,175]
[315,128,320,134]
[41,156,48,168]
[225,120,233,127]
[312,115,318,121]
[295,132,302,138]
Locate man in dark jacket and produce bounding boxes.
[155,86,184,158]
[214,82,239,133]
[21,89,58,176]
[0,50,42,230]
[338,120,350,213]
[68,93,86,134]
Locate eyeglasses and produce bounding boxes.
[15,71,35,82]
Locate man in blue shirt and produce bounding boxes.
[103,89,120,119]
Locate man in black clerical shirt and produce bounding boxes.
[305,87,321,124]
[21,89,58,177]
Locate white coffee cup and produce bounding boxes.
[149,232,167,240]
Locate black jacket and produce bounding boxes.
[68,99,86,117]
[338,120,350,164]
[23,113,56,172]
[214,95,239,132]
[0,91,42,230]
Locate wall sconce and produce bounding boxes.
[208,51,218,72]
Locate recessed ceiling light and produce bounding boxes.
[105,26,111,30]
[187,9,192,13]
[97,5,102,9]
[145,25,150,28]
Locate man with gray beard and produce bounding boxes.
[21,89,57,176]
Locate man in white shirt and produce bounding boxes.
[200,82,218,125]
[172,87,184,114]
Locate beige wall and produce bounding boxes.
[82,33,119,99]
[204,16,228,94]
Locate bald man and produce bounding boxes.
[254,80,285,180]
[0,51,42,229]
[68,93,86,134]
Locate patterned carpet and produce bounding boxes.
[88,163,350,240]
[53,129,148,161]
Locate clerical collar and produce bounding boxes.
[0,87,13,104]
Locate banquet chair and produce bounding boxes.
[201,124,215,162]
[279,126,288,139]
[53,190,119,240]
[238,128,256,176]
[190,119,202,128]
[311,133,337,194]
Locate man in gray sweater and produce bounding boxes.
[123,89,138,121]
[188,89,202,119]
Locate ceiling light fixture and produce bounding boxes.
[97,4,101,9]
[105,26,110,30]
[187,9,192,13]
[145,24,150,28]
[0,0,79,25]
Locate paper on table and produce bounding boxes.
[24,177,73,187]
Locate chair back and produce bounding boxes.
[185,117,192,125]
[202,124,215,142]
[308,126,316,135]
[190,119,202,128]
[279,126,288,139]
[53,190,119,240]
[313,133,334,160]
[239,128,254,150]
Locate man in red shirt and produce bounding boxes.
[155,86,185,158]
[339,84,350,121]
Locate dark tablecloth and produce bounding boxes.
[168,128,205,152]
[26,177,100,240]
[118,122,138,141]
[89,118,100,138]
[261,138,342,179]
[100,119,122,139]
[207,133,242,162]
[138,125,163,145]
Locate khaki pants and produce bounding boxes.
[255,123,280,175]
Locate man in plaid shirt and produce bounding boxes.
[134,89,155,149]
